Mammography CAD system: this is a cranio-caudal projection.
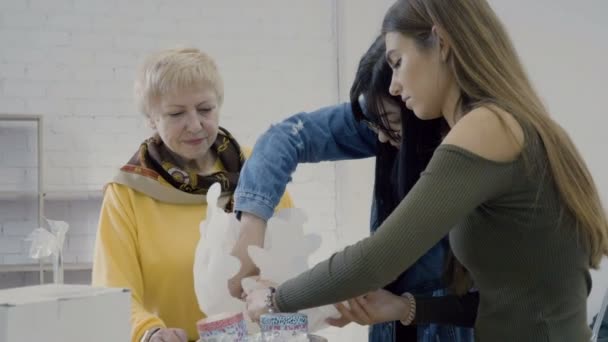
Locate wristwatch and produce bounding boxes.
[140,327,161,342]
[265,287,278,313]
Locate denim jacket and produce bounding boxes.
[234,103,473,342]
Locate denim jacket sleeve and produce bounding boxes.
[234,102,377,221]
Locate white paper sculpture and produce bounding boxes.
[193,183,243,316]
[246,211,341,332]
[193,183,341,333]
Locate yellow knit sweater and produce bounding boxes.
[92,165,293,342]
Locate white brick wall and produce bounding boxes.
[0,121,38,193]
[3,0,604,339]
[0,0,339,193]
[0,199,39,265]
[0,0,359,340]
[0,197,103,264]
[0,0,339,238]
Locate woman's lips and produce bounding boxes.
[184,138,205,145]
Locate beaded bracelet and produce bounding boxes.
[400,292,416,326]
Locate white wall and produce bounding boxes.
[0,0,338,191]
[330,2,394,339]
[0,1,339,257]
[334,0,393,247]
[0,0,348,339]
[487,0,607,321]
[0,0,607,337]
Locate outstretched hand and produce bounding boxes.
[326,289,410,327]
[244,278,278,322]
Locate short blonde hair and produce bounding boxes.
[134,47,224,117]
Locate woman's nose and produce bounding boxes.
[389,73,401,97]
[186,111,203,132]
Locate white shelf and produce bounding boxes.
[0,191,39,200]
[0,190,103,201]
[45,190,103,200]
[0,262,92,273]
[0,114,42,121]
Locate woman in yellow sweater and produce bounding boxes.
[92,47,292,342]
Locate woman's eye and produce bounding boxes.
[394,58,402,69]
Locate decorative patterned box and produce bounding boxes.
[197,312,248,341]
[260,313,308,341]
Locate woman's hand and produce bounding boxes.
[149,328,187,342]
[244,279,278,322]
[228,213,267,299]
[327,289,410,327]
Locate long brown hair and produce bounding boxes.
[382,0,608,270]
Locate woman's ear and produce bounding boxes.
[432,26,451,62]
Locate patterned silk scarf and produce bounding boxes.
[112,127,244,210]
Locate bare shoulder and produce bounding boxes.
[442,106,525,162]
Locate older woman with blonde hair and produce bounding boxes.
[245,1,608,341]
[92,48,292,342]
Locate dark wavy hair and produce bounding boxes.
[350,35,444,223]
